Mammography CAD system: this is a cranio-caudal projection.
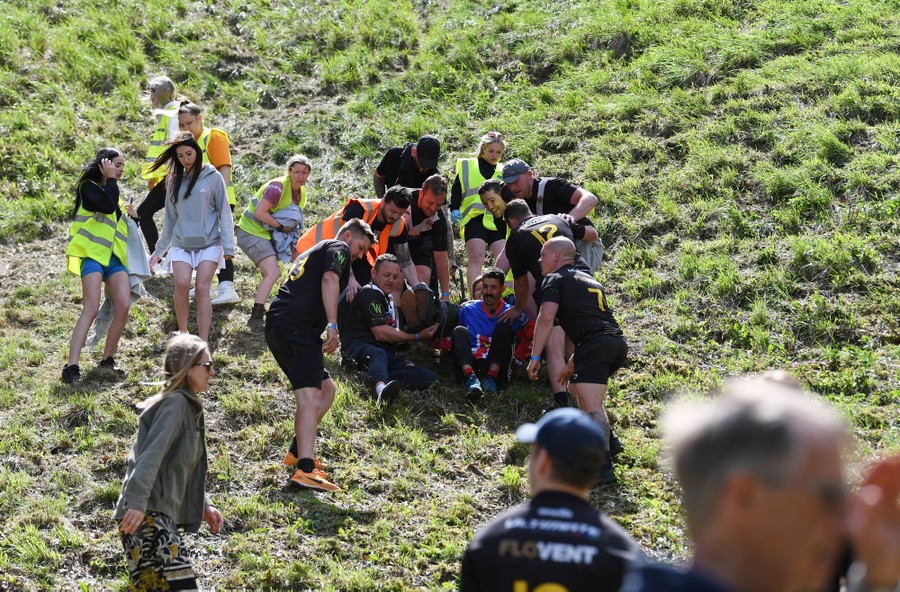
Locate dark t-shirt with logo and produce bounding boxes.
[340,283,398,354]
[541,264,623,345]
[505,214,589,302]
[460,490,643,592]
[267,239,351,332]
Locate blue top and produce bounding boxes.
[458,299,528,359]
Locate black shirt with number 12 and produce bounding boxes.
[267,239,351,332]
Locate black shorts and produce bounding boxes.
[409,238,435,269]
[264,324,330,390]
[571,334,627,385]
[462,215,507,246]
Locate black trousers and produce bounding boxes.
[451,323,514,388]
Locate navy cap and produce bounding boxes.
[516,408,607,475]
[416,135,440,170]
[501,158,532,184]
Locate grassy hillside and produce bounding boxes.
[1,0,899,588]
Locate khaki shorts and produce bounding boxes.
[236,226,276,265]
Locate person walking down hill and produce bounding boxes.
[373,134,441,199]
[237,155,311,325]
[268,219,376,492]
[178,100,240,306]
[450,131,507,295]
[147,133,235,343]
[62,148,133,384]
[113,333,223,591]
[137,76,181,258]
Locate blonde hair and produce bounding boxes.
[148,76,176,108]
[286,154,312,173]
[138,333,208,415]
[476,131,507,159]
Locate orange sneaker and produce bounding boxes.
[283,452,327,470]
[290,468,341,492]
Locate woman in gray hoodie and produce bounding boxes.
[114,333,223,590]
[148,132,235,341]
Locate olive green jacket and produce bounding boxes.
[113,389,211,533]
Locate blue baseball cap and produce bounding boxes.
[516,408,608,475]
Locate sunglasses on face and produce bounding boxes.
[193,361,214,370]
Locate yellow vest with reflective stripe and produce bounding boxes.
[457,157,501,234]
[66,183,129,275]
[198,127,236,206]
[295,198,404,266]
[238,175,306,240]
[140,101,180,180]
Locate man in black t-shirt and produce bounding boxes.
[340,254,439,405]
[501,158,604,272]
[373,135,441,199]
[460,407,644,591]
[405,174,451,299]
[266,219,375,492]
[527,237,627,484]
[500,199,599,407]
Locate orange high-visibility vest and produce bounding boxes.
[295,198,405,265]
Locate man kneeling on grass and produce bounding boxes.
[266,218,375,492]
[339,253,439,405]
[451,266,528,401]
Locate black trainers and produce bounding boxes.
[376,380,400,407]
[609,432,625,459]
[61,364,80,384]
[98,357,126,379]
[248,303,265,326]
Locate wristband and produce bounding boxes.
[415,332,419,341]
[441,291,450,298]
[326,323,337,330]
[530,355,541,361]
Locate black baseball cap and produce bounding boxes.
[516,408,607,475]
[416,135,440,170]
[501,158,532,184]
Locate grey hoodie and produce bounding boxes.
[152,163,235,259]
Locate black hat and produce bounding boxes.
[416,135,440,170]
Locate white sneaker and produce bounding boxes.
[211,281,240,305]
[189,285,217,301]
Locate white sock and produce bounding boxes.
[375,383,385,396]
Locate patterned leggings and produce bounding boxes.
[120,511,198,591]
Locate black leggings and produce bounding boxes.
[136,182,166,254]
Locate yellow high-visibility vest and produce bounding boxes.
[66,182,129,275]
[140,101,180,181]
[197,127,235,206]
[238,175,307,239]
[457,157,501,235]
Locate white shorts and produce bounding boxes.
[163,245,225,272]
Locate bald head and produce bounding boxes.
[539,237,577,276]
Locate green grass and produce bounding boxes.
[1,0,899,588]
